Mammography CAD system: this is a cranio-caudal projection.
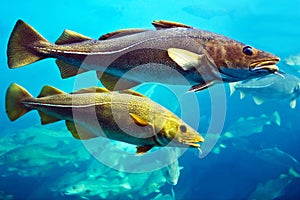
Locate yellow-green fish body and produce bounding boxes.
[6,84,203,154]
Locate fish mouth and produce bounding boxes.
[180,135,204,148]
[249,58,280,73]
[186,142,201,148]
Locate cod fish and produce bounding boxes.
[5,83,203,154]
[248,173,292,200]
[255,147,300,177]
[230,73,300,108]
[7,20,280,92]
[223,111,280,139]
[285,54,300,67]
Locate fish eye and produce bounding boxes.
[242,46,253,56]
[180,125,187,133]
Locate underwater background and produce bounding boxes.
[1,0,300,199]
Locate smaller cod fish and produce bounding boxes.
[230,73,300,108]
[5,83,203,154]
[7,20,280,92]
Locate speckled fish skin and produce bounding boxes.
[5,84,203,153]
[7,20,280,91]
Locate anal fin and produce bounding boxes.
[97,72,141,91]
[240,91,246,99]
[252,96,264,105]
[56,60,88,78]
[65,121,97,140]
[38,111,61,125]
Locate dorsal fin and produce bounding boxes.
[55,30,92,45]
[71,87,110,94]
[97,71,141,91]
[152,20,192,30]
[37,85,66,98]
[119,90,146,97]
[99,28,147,40]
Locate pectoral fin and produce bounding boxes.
[99,29,148,40]
[65,121,97,140]
[55,30,92,44]
[56,60,88,78]
[136,145,154,154]
[168,48,203,70]
[188,81,216,92]
[130,113,149,126]
[97,72,141,91]
[152,20,192,30]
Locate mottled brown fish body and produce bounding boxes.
[7,20,280,91]
[6,84,203,153]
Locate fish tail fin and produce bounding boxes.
[7,20,50,68]
[6,83,33,121]
[271,111,281,126]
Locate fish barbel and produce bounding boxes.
[7,20,280,92]
[5,83,204,154]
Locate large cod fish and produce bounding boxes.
[7,20,280,92]
[5,83,203,154]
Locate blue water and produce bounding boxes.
[1,0,300,199]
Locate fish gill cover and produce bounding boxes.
[1,0,300,199]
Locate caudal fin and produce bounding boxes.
[6,83,33,121]
[7,20,50,68]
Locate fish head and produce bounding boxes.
[155,115,204,148]
[205,39,280,81]
[64,183,87,195]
